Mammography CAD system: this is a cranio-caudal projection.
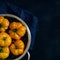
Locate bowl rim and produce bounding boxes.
[0,14,31,60]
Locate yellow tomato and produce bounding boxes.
[0,47,9,59]
[10,40,25,56]
[0,32,12,47]
[0,16,9,32]
[0,16,4,23]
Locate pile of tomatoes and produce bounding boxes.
[0,16,26,59]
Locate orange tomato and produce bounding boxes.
[9,22,26,40]
[10,40,25,56]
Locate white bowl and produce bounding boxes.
[0,14,31,60]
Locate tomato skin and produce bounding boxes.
[10,40,24,56]
[0,47,9,59]
[0,16,9,32]
[9,22,26,40]
[0,32,12,47]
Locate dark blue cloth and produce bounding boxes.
[0,1,38,50]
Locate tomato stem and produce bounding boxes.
[15,46,18,49]
[12,29,17,32]
[0,24,3,28]
[3,37,7,41]
[0,47,3,52]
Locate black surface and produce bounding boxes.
[1,0,60,60]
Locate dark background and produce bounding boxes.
[1,0,60,60]
[6,0,40,60]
